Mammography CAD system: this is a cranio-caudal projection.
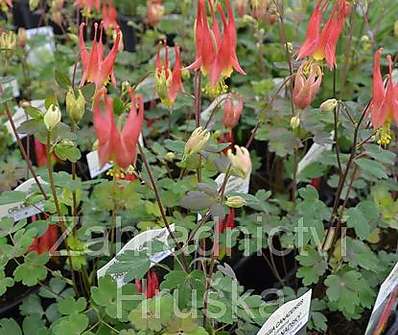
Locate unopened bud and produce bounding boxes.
[290,115,300,129]
[223,93,244,129]
[29,0,40,10]
[320,98,338,113]
[66,88,86,124]
[184,127,210,156]
[44,104,61,130]
[225,195,246,208]
[165,152,175,161]
[20,100,31,108]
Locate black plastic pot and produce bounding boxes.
[12,0,64,34]
[118,15,137,52]
[232,248,297,295]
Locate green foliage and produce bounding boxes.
[14,252,49,286]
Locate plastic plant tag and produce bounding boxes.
[257,290,312,335]
[5,100,45,142]
[0,177,47,222]
[215,173,250,195]
[365,262,398,335]
[197,174,250,221]
[26,26,55,66]
[0,76,20,100]
[97,225,175,287]
[87,150,113,179]
[297,132,334,176]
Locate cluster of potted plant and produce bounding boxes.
[0,0,398,334]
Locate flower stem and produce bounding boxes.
[46,132,79,295]
[4,103,47,199]
[137,142,189,272]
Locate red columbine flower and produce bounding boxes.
[74,0,100,12]
[93,89,144,169]
[79,22,121,91]
[293,60,323,110]
[213,208,235,257]
[135,270,159,298]
[155,42,183,108]
[369,49,398,145]
[297,0,351,69]
[34,138,48,167]
[188,0,245,91]
[102,0,118,31]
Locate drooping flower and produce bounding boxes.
[102,0,118,31]
[146,0,165,27]
[155,42,183,108]
[235,0,248,18]
[369,49,398,145]
[297,0,351,69]
[188,0,245,91]
[50,0,64,27]
[93,89,144,169]
[293,60,323,110]
[79,22,121,90]
[184,127,210,157]
[227,145,252,179]
[135,270,159,298]
[223,93,243,129]
[74,0,100,12]
[320,98,338,113]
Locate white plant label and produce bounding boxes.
[26,26,55,66]
[0,177,47,222]
[87,150,112,179]
[5,108,29,142]
[5,100,45,142]
[215,173,250,195]
[97,225,175,287]
[257,290,312,335]
[297,132,334,176]
[0,76,20,98]
[365,262,398,335]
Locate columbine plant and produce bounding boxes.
[0,1,398,335]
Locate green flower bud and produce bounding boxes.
[165,152,176,161]
[66,88,86,124]
[225,195,247,208]
[44,104,61,130]
[290,115,300,129]
[320,98,338,113]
